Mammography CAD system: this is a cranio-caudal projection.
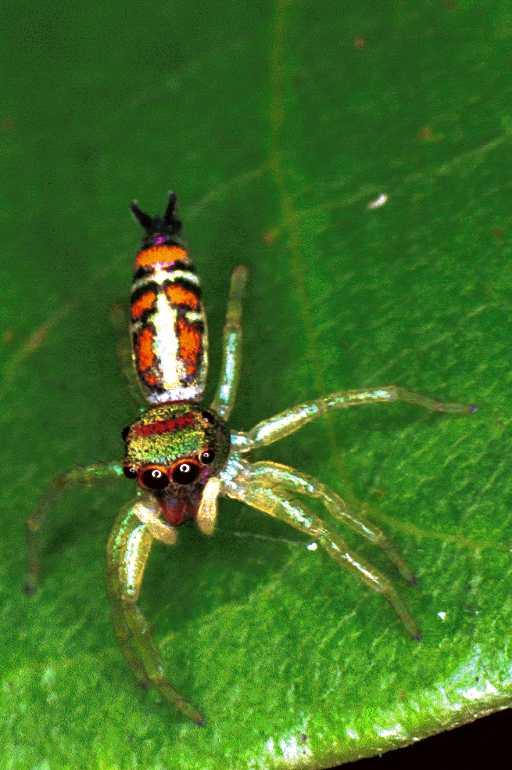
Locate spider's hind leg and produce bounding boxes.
[224,464,420,639]
[111,303,144,408]
[210,265,248,421]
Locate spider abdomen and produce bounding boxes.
[131,242,208,404]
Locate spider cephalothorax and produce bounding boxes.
[122,404,230,525]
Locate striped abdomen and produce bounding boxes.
[130,243,208,404]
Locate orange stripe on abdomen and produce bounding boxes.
[134,325,162,389]
[134,244,190,270]
[137,326,155,370]
[131,290,157,321]
[176,317,203,377]
[165,283,200,310]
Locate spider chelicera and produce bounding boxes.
[26,192,475,724]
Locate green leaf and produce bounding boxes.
[2,1,511,768]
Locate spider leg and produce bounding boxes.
[25,461,123,594]
[236,385,475,452]
[107,496,204,726]
[248,461,415,584]
[111,302,145,408]
[222,463,420,639]
[209,265,248,421]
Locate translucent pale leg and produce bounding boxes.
[111,303,145,408]
[107,498,204,725]
[25,461,123,594]
[237,385,476,452]
[210,265,248,420]
[224,468,420,639]
[249,460,415,584]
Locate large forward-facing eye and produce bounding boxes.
[172,461,200,485]
[141,467,170,490]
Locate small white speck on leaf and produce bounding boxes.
[367,193,389,209]
[41,666,56,688]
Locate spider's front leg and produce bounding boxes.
[107,496,205,726]
[222,457,420,639]
[25,461,123,594]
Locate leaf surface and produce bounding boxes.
[1,1,511,768]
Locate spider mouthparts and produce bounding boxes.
[159,493,199,527]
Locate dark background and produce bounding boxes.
[341,709,511,768]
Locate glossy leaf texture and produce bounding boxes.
[1,1,511,768]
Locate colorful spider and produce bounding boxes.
[26,193,475,725]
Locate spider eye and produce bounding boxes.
[141,467,169,490]
[200,450,215,464]
[172,462,199,485]
[123,465,137,479]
